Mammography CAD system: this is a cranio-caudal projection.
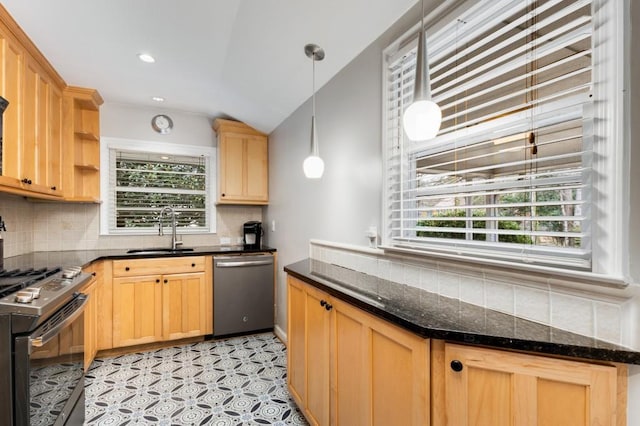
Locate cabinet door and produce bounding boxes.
[443,343,618,426]
[112,275,163,347]
[245,135,268,201]
[46,84,62,193]
[21,58,39,186]
[0,34,22,185]
[81,278,97,370]
[162,272,207,341]
[287,276,331,426]
[331,298,430,426]
[219,133,245,201]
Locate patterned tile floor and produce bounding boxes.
[84,333,308,425]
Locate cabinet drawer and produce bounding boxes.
[113,256,205,277]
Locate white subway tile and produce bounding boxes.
[550,293,594,337]
[438,270,461,300]
[377,258,392,281]
[403,264,421,288]
[459,273,485,307]
[485,279,515,314]
[514,286,550,324]
[419,267,438,293]
[594,301,622,344]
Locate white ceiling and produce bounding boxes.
[1,0,416,133]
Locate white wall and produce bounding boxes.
[101,102,216,147]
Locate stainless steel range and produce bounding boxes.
[0,266,91,426]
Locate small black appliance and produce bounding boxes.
[243,221,262,249]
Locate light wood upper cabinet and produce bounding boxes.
[287,275,430,426]
[0,5,65,198]
[432,342,623,426]
[213,118,269,205]
[0,4,101,201]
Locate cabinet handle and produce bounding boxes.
[125,266,130,271]
[450,360,464,372]
[320,300,327,307]
[156,279,160,283]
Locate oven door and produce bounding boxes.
[14,294,87,426]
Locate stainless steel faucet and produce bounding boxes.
[159,206,183,250]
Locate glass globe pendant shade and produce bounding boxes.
[402,99,442,141]
[303,155,325,179]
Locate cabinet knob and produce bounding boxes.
[221,193,226,197]
[325,303,333,311]
[191,263,196,267]
[91,272,97,277]
[51,186,57,191]
[125,266,130,271]
[156,279,160,283]
[21,178,32,185]
[450,360,464,372]
[164,279,168,284]
[320,300,327,307]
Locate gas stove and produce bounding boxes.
[0,266,89,320]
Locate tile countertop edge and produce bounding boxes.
[284,259,640,366]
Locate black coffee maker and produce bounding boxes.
[243,221,262,249]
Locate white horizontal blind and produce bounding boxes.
[109,150,208,232]
[384,0,594,269]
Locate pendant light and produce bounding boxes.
[402,0,442,141]
[303,43,325,179]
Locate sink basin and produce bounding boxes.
[126,247,195,255]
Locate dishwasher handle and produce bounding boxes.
[215,259,273,268]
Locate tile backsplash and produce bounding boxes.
[0,193,261,255]
[309,240,640,349]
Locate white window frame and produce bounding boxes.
[381,0,628,279]
[99,137,217,235]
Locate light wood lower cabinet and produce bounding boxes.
[432,341,624,426]
[287,275,626,426]
[287,275,429,426]
[111,256,212,348]
[81,273,97,370]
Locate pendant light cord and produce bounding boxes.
[312,52,316,120]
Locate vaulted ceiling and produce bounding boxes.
[2,0,416,133]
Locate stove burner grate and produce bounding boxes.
[0,267,62,298]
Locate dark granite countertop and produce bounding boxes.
[2,245,276,271]
[284,258,640,365]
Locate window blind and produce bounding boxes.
[109,150,208,232]
[384,0,593,269]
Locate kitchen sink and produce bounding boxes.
[126,247,195,255]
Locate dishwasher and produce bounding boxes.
[213,253,274,336]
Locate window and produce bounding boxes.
[383,0,621,271]
[100,138,216,235]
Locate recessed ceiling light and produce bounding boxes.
[152,96,165,102]
[138,53,155,63]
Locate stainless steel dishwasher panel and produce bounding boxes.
[213,253,274,336]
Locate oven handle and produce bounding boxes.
[30,295,88,348]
